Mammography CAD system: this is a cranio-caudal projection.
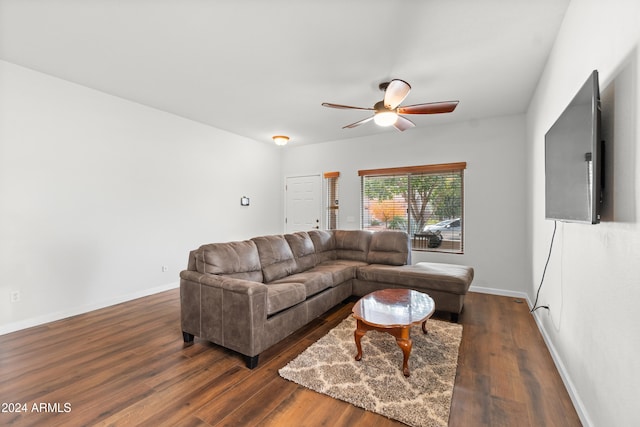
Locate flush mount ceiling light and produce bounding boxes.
[273,135,289,146]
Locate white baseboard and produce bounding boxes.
[531,310,593,427]
[469,284,531,301]
[0,282,179,336]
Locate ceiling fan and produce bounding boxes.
[321,79,459,132]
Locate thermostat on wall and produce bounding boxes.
[240,196,250,206]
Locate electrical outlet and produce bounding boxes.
[161,266,169,273]
[10,291,21,303]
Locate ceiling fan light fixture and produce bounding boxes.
[272,135,289,146]
[321,80,458,132]
[373,111,398,127]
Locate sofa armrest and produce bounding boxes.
[180,270,267,295]
[180,270,268,357]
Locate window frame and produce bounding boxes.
[324,171,340,230]
[359,162,466,254]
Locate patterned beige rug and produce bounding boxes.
[279,315,462,427]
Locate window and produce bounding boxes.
[324,171,339,230]
[359,162,465,253]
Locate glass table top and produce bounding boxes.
[352,289,435,328]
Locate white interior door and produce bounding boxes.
[285,175,322,233]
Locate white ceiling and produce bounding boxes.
[0,0,570,145]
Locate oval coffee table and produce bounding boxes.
[352,288,435,377]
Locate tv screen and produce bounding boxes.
[545,70,603,223]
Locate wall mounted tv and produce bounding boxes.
[545,70,603,224]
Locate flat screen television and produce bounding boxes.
[545,70,603,224]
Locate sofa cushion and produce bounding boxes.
[367,230,410,266]
[194,240,263,282]
[334,230,371,262]
[308,230,336,264]
[284,231,317,273]
[357,262,474,295]
[252,235,297,283]
[265,282,306,316]
[315,260,366,285]
[270,269,334,297]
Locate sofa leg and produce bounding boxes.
[182,331,194,343]
[451,312,459,323]
[245,355,259,369]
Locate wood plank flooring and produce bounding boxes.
[0,290,581,426]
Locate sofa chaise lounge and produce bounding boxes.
[180,229,473,368]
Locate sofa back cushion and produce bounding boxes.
[284,231,317,272]
[194,240,263,282]
[308,230,336,264]
[367,230,410,266]
[334,230,371,262]
[252,235,297,282]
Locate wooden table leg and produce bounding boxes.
[354,320,366,361]
[396,336,413,377]
[354,321,418,377]
[388,326,413,377]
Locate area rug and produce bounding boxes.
[278,316,462,427]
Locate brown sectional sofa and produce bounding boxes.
[180,229,473,368]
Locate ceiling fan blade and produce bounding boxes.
[343,116,374,129]
[322,102,373,111]
[384,79,411,109]
[398,101,459,115]
[393,115,415,132]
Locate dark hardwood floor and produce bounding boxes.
[0,289,581,426]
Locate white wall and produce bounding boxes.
[526,1,640,425]
[0,61,283,334]
[282,114,528,295]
